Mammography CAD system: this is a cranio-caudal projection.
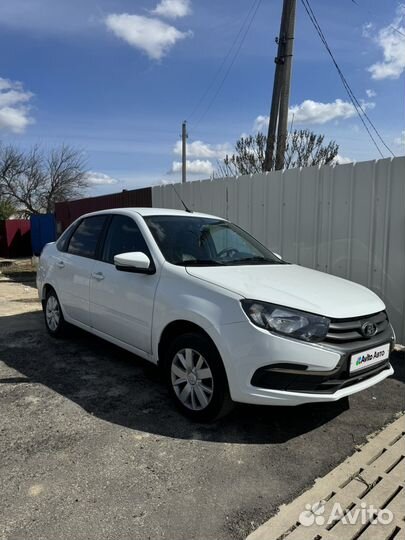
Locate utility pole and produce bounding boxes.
[264,0,297,171]
[263,2,288,172]
[182,120,187,183]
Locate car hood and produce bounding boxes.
[185,264,385,319]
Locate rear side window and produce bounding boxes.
[102,215,150,264]
[67,216,107,259]
[56,221,78,252]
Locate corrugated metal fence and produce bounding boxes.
[153,157,405,343]
[55,187,152,232]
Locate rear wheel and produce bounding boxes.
[44,288,67,337]
[165,332,234,422]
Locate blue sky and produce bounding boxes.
[0,0,404,196]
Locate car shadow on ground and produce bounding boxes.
[1,310,404,445]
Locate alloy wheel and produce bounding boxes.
[46,295,60,332]
[171,348,214,411]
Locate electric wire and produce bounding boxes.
[301,0,395,158]
[190,0,263,130]
[303,0,395,157]
[351,0,405,38]
[302,0,391,157]
[389,25,405,37]
[188,0,261,122]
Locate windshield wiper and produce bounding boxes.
[227,256,279,265]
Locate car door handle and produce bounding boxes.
[91,272,104,281]
[56,260,65,268]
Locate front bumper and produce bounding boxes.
[219,320,395,406]
[237,364,394,406]
[251,342,393,394]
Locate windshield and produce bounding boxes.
[144,215,284,266]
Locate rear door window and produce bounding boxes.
[67,215,107,259]
[56,221,79,252]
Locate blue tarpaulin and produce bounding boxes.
[30,214,56,256]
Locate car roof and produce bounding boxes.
[80,207,224,220]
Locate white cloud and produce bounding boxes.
[368,5,405,80]
[105,13,191,60]
[84,171,119,186]
[173,139,231,159]
[170,139,230,177]
[253,115,269,132]
[333,154,353,165]
[254,99,375,130]
[170,159,213,175]
[394,130,405,146]
[362,22,375,38]
[289,99,375,125]
[366,89,377,98]
[151,0,191,19]
[0,77,34,133]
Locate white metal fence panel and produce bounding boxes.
[153,157,405,343]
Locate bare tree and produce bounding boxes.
[217,130,339,177]
[0,198,16,220]
[0,144,89,215]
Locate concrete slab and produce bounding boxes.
[247,415,405,540]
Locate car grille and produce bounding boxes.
[324,311,389,344]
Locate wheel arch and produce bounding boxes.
[40,283,63,314]
[157,320,221,367]
[40,283,54,304]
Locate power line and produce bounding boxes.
[301,0,395,158]
[191,0,263,129]
[188,0,261,122]
[390,25,405,38]
[351,0,405,38]
[194,0,263,128]
[301,0,389,157]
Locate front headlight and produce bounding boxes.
[241,300,330,342]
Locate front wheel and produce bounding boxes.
[165,332,234,422]
[43,289,67,337]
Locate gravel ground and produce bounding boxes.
[0,278,404,540]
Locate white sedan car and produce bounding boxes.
[37,208,395,421]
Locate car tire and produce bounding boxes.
[43,288,67,338]
[164,332,234,422]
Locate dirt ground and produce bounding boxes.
[0,275,404,540]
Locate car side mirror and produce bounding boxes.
[114,252,155,274]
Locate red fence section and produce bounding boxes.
[54,187,152,233]
[0,220,32,258]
